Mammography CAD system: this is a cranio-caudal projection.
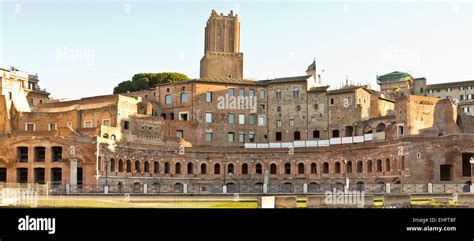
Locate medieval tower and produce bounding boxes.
[200,10,243,79]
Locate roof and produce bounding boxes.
[377,71,413,84]
[195,77,262,85]
[327,86,372,95]
[308,86,330,92]
[258,75,311,84]
[427,80,474,90]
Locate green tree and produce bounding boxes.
[113,72,189,94]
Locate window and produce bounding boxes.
[285,163,291,174]
[313,130,320,138]
[447,87,452,92]
[296,105,301,111]
[123,121,129,130]
[34,147,45,162]
[8,92,12,100]
[205,112,212,123]
[179,112,188,121]
[102,119,111,126]
[289,119,294,127]
[164,162,170,174]
[239,88,245,96]
[144,161,150,173]
[17,168,28,183]
[34,168,45,184]
[67,121,72,128]
[260,104,265,109]
[187,163,193,174]
[256,164,262,174]
[346,161,352,173]
[310,163,317,174]
[176,130,184,138]
[322,162,329,174]
[293,88,300,98]
[270,164,277,174]
[205,92,212,103]
[205,132,213,142]
[180,93,188,103]
[238,114,245,124]
[249,114,255,125]
[228,88,235,96]
[367,160,373,172]
[259,89,265,99]
[29,97,34,105]
[311,117,316,123]
[376,159,382,172]
[294,131,301,140]
[332,129,340,138]
[277,106,281,112]
[201,163,207,174]
[335,162,341,173]
[17,147,28,162]
[248,133,255,143]
[460,86,465,91]
[277,120,282,128]
[84,120,93,128]
[229,113,235,124]
[275,132,282,141]
[228,132,235,142]
[51,146,62,162]
[214,164,221,174]
[276,90,282,100]
[314,104,318,109]
[175,163,181,174]
[165,95,172,105]
[25,123,35,132]
[48,123,57,131]
[440,165,452,181]
[298,163,305,174]
[385,158,391,172]
[242,164,248,174]
[258,115,265,126]
[460,95,464,101]
[419,87,424,94]
[330,98,335,105]
[249,89,255,97]
[239,133,245,143]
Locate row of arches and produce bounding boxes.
[106,158,393,175]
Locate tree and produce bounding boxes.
[113,72,189,94]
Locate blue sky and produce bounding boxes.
[1,1,472,100]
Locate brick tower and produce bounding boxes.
[199,10,243,79]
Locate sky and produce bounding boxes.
[1,0,473,100]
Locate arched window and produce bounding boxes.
[144,161,149,173]
[175,162,181,174]
[256,163,262,174]
[102,133,109,139]
[292,88,300,98]
[376,123,386,132]
[118,159,124,172]
[201,163,207,174]
[357,160,363,173]
[110,158,115,172]
[345,126,354,137]
[310,163,317,174]
[187,162,194,174]
[284,163,291,174]
[385,158,391,172]
[335,162,341,173]
[180,93,188,103]
[126,160,131,172]
[376,159,382,172]
[363,124,373,134]
[153,161,159,174]
[135,160,140,172]
[367,160,373,173]
[276,89,282,100]
[270,163,277,174]
[160,113,167,120]
[298,163,305,174]
[165,94,172,105]
[346,161,352,173]
[214,163,221,174]
[111,134,116,140]
[332,129,340,138]
[242,163,248,175]
[164,162,170,174]
[227,164,234,174]
[322,162,329,174]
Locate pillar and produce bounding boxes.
[385,183,391,193]
[428,183,433,193]
[70,159,77,186]
[303,183,308,194]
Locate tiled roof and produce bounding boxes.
[377,71,413,83]
[308,85,330,92]
[327,86,372,95]
[258,75,311,84]
[427,80,474,89]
